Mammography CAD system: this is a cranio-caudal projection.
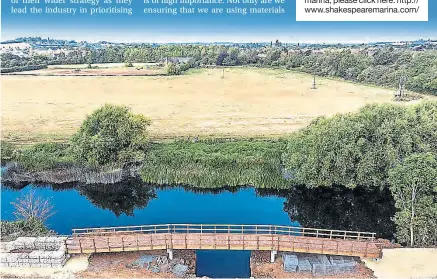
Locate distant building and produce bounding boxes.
[162,57,193,64]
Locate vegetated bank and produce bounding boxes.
[2,101,437,247]
[282,100,437,247]
[140,139,288,189]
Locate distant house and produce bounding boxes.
[162,57,193,64]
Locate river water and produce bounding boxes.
[1,181,395,277]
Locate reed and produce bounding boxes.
[140,139,289,188]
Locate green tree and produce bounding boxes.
[165,62,181,75]
[70,104,151,167]
[283,101,437,189]
[388,152,437,246]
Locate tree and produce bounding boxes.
[283,101,437,189]
[388,152,437,246]
[165,62,181,75]
[70,104,151,167]
[11,190,55,222]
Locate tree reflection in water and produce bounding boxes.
[78,179,157,217]
[258,186,396,240]
[3,182,396,239]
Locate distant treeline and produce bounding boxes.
[1,45,436,95]
[0,64,47,73]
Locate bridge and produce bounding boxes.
[66,224,384,261]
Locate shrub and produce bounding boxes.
[12,189,55,222]
[1,141,15,161]
[70,104,151,167]
[165,62,182,75]
[0,64,47,73]
[1,218,52,242]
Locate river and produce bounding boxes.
[1,180,395,277]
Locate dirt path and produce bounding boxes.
[77,250,195,278]
[364,248,437,278]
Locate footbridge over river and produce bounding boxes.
[66,224,385,260]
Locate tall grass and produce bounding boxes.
[140,139,289,188]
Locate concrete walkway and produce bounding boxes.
[364,248,437,278]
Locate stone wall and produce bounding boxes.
[283,253,359,276]
[0,237,69,268]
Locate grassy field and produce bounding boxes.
[1,67,411,144]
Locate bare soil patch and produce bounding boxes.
[77,250,195,278]
[1,68,406,143]
[6,67,165,76]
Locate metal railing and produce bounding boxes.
[72,224,376,241]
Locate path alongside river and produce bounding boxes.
[364,248,437,278]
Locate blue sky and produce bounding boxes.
[1,0,436,43]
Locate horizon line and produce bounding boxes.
[2,36,437,45]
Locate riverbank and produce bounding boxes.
[2,139,288,189]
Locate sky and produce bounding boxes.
[1,0,436,43]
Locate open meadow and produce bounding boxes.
[1,67,410,144]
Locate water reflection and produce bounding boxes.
[78,180,157,217]
[281,186,396,239]
[2,182,395,239]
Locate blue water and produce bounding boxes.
[196,250,251,278]
[1,184,297,278]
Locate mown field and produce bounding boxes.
[1,67,407,144]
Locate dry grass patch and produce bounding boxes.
[1,68,404,143]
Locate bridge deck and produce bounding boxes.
[66,224,383,259]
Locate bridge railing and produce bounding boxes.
[72,224,376,241]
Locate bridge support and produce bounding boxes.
[167,248,174,260]
[270,250,277,263]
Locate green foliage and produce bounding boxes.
[70,104,151,167]
[0,218,52,242]
[164,61,194,75]
[283,101,437,189]
[1,141,15,161]
[165,62,182,75]
[388,152,437,247]
[3,45,436,94]
[16,143,74,171]
[140,139,288,188]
